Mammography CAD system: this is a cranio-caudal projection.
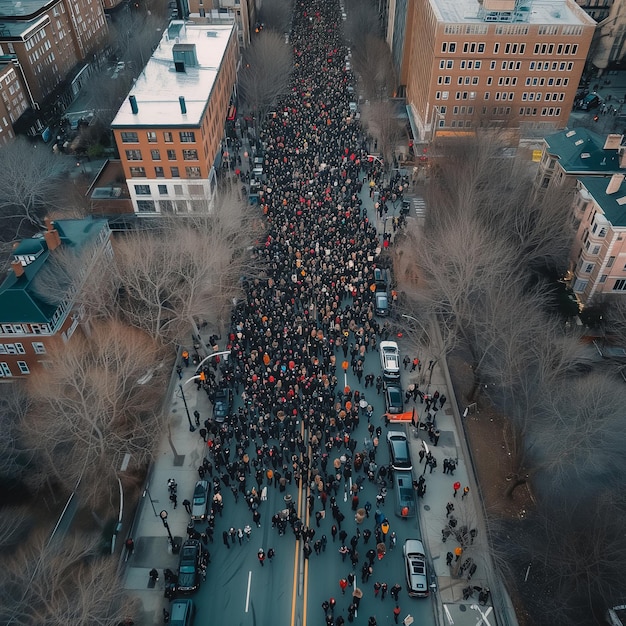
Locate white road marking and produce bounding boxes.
[245,570,252,612]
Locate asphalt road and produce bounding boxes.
[192,346,436,626]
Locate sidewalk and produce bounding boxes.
[356,171,516,626]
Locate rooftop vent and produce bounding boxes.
[207,31,218,37]
[173,43,198,72]
[566,130,576,137]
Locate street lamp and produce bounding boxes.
[160,509,175,548]
[177,383,195,432]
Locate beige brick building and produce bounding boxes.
[402,0,596,142]
[187,0,256,48]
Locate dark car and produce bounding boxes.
[170,599,195,626]
[387,431,412,471]
[394,470,416,517]
[373,267,388,290]
[385,384,404,414]
[213,387,233,423]
[375,290,389,316]
[177,539,203,593]
[191,480,210,521]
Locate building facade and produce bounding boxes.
[0,0,108,106]
[0,61,30,143]
[0,217,112,377]
[570,174,626,303]
[111,21,239,215]
[187,0,255,48]
[591,0,626,71]
[403,0,595,142]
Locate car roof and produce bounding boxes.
[404,538,425,554]
[387,430,407,440]
[380,340,398,351]
[194,480,208,493]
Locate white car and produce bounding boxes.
[379,340,400,380]
[403,539,429,597]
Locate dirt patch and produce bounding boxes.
[447,353,534,625]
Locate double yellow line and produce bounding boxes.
[290,420,312,626]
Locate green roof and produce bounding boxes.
[0,218,109,325]
[544,128,623,175]
[579,177,626,228]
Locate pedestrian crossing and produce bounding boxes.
[412,196,427,218]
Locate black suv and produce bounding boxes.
[177,539,203,593]
[213,387,233,423]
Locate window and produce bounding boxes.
[174,184,184,195]
[134,184,150,195]
[155,166,165,178]
[182,149,198,160]
[598,227,607,237]
[32,342,46,354]
[158,184,168,195]
[129,167,146,177]
[137,200,156,212]
[151,149,161,161]
[179,131,196,143]
[614,279,626,291]
[584,263,594,273]
[599,275,607,283]
[447,60,454,68]
[494,43,500,54]
[120,132,138,143]
[478,43,485,53]
[163,131,173,142]
[147,131,157,143]
[167,149,177,161]
[185,166,202,178]
[170,167,180,177]
[17,361,29,374]
[0,362,11,376]
[490,61,496,70]
[125,149,142,161]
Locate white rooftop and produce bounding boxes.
[430,0,595,26]
[111,21,235,128]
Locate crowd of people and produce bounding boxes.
[171,0,430,623]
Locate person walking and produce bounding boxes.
[222,531,230,549]
[183,499,192,514]
[390,583,401,602]
[258,549,265,566]
[462,486,470,499]
[339,578,348,594]
[393,605,401,624]
[453,481,461,497]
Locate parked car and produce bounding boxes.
[177,539,203,593]
[379,341,401,380]
[212,387,233,423]
[170,599,195,626]
[385,384,404,414]
[387,430,412,471]
[373,267,388,290]
[191,480,209,521]
[394,470,416,517]
[403,539,429,597]
[374,290,389,316]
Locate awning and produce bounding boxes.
[386,408,416,423]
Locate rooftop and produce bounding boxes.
[545,128,624,174]
[0,0,51,19]
[430,0,594,26]
[0,218,109,324]
[579,176,626,228]
[0,14,47,39]
[111,21,235,129]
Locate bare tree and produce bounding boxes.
[110,194,260,345]
[0,530,138,626]
[258,0,294,34]
[351,35,396,101]
[344,0,381,45]
[21,320,167,509]
[0,138,64,239]
[238,30,292,142]
[360,100,404,171]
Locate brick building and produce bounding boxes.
[401,0,595,142]
[0,217,112,377]
[111,21,239,215]
[0,0,108,107]
[0,61,30,143]
[570,174,626,303]
[187,0,256,49]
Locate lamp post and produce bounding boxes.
[178,383,195,432]
[160,509,175,548]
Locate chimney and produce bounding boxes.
[129,95,138,114]
[606,173,624,195]
[11,261,24,278]
[179,96,187,114]
[44,218,62,251]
